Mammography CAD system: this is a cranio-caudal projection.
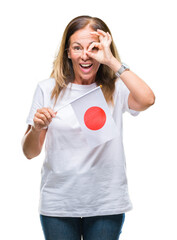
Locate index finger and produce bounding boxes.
[46,108,57,118]
[90,31,100,37]
[96,29,107,36]
[90,30,106,42]
[87,42,100,52]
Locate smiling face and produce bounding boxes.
[68,25,100,85]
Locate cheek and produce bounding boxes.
[94,62,101,71]
[70,56,79,68]
[70,55,78,63]
[69,50,79,62]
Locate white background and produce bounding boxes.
[0,0,176,239]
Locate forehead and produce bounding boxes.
[70,25,99,44]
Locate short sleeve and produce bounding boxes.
[26,84,44,126]
[121,80,140,116]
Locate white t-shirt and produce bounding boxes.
[26,78,139,217]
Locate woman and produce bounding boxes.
[22,16,155,240]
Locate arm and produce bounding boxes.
[22,108,56,160]
[87,29,155,111]
[107,57,155,111]
[22,125,47,160]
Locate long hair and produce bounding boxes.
[50,15,121,103]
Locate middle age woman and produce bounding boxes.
[22,15,155,240]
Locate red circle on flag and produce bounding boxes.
[84,106,106,130]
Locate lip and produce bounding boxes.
[80,63,93,65]
[79,63,93,73]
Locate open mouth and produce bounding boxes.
[79,64,93,69]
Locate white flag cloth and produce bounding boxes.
[71,86,118,148]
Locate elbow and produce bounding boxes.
[23,150,39,160]
[22,142,37,160]
[22,146,33,160]
[146,94,155,107]
[21,137,41,160]
[25,153,33,160]
[143,92,156,110]
[21,138,32,160]
[148,92,156,106]
[22,147,41,160]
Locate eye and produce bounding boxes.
[91,47,98,52]
[73,46,81,51]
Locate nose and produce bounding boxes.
[81,49,89,61]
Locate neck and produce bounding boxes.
[73,76,96,85]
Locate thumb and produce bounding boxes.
[86,50,96,59]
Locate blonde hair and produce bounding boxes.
[50,15,121,103]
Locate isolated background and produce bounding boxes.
[0,0,176,239]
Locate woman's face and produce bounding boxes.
[68,25,100,85]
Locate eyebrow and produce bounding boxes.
[71,41,96,46]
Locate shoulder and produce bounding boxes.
[33,78,56,107]
[113,78,124,97]
[36,78,56,97]
[115,78,125,89]
[38,78,55,91]
[112,78,130,104]
[115,78,129,94]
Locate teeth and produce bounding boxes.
[80,64,92,67]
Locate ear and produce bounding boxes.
[67,49,71,59]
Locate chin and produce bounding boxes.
[80,72,97,81]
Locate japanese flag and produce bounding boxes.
[71,86,118,148]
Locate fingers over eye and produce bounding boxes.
[96,29,107,37]
[107,32,112,42]
[88,42,100,52]
[90,30,106,40]
[90,31,100,37]
[90,30,111,44]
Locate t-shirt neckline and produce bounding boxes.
[67,82,97,91]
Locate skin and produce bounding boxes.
[22,108,56,159]
[67,25,101,85]
[22,24,155,159]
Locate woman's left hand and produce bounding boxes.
[86,29,114,66]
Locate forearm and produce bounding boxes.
[22,127,45,159]
[108,57,155,107]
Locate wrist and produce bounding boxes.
[115,63,130,78]
[31,125,42,134]
[106,56,121,73]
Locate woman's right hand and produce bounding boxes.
[33,108,56,132]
